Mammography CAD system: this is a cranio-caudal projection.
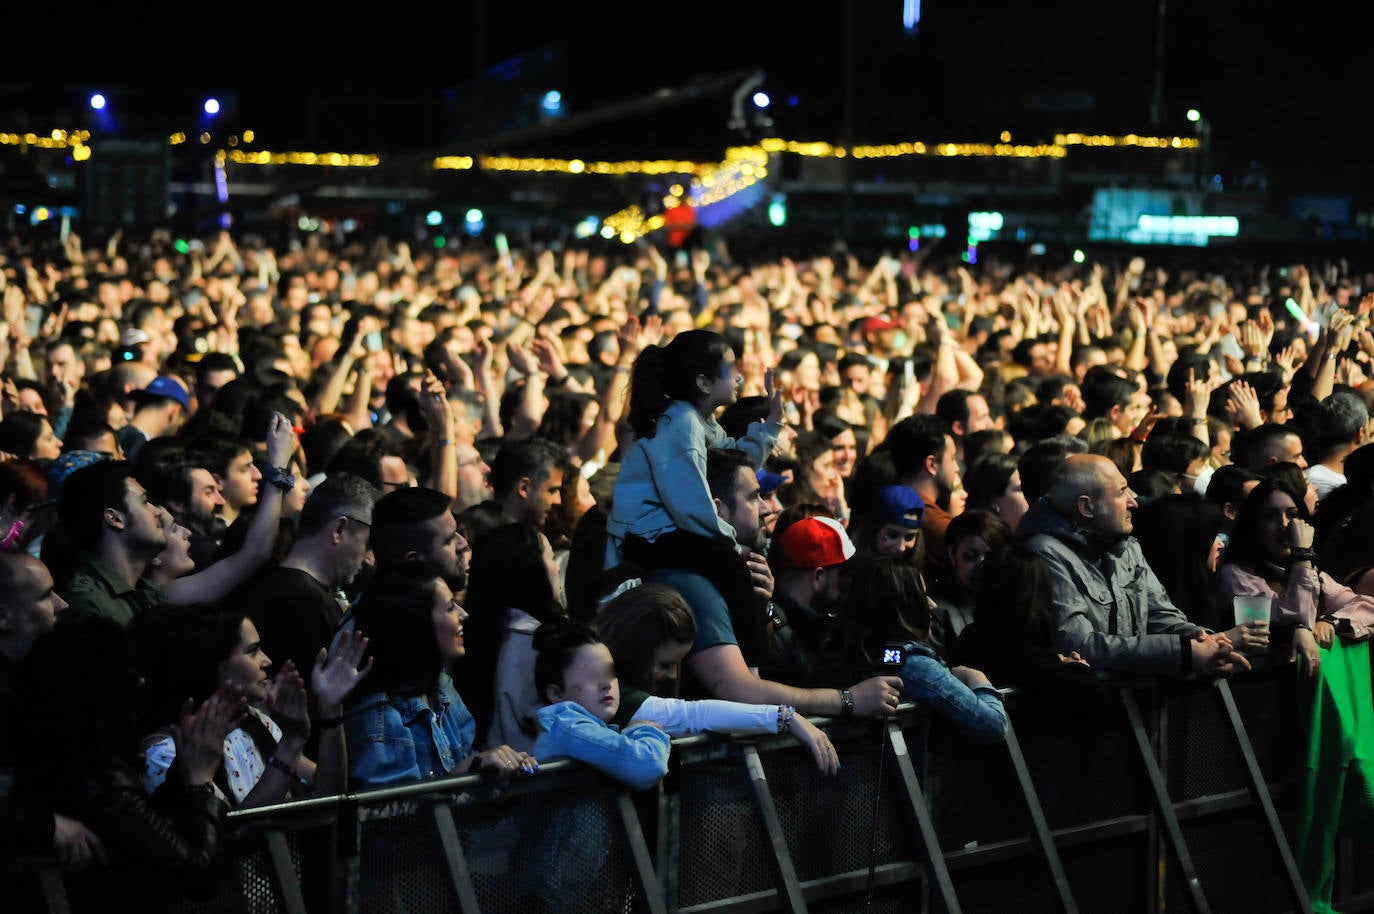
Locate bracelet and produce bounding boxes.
[838,689,855,717]
[317,715,345,729]
[434,438,454,448]
[1290,547,1316,564]
[264,466,296,493]
[776,705,794,733]
[267,755,311,789]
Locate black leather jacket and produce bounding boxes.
[55,757,227,912]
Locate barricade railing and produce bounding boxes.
[11,659,1374,913]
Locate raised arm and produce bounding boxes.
[160,414,294,606]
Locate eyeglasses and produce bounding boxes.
[341,514,372,529]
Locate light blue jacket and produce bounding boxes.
[345,672,476,788]
[604,399,780,568]
[534,701,671,791]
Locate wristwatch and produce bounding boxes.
[838,689,855,717]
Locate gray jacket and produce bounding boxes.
[1021,499,1202,675]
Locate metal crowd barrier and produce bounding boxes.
[11,660,1374,913]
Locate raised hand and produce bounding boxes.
[175,682,245,787]
[264,411,295,468]
[763,367,784,425]
[266,661,311,742]
[311,630,373,715]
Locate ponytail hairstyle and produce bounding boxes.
[533,619,605,704]
[627,330,734,440]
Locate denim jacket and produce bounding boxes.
[897,641,1008,746]
[534,701,671,791]
[345,672,476,788]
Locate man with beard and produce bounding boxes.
[1021,454,1246,677]
[645,448,901,718]
[761,515,856,688]
[884,415,963,579]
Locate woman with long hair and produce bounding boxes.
[455,522,567,754]
[344,566,535,787]
[134,604,369,807]
[821,556,1007,745]
[929,510,1014,655]
[1131,493,1232,634]
[783,430,850,522]
[1218,478,1374,913]
[956,546,1108,718]
[963,452,1029,532]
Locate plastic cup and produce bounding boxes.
[1232,595,1272,626]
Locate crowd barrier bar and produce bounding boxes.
[12,659,1371,914]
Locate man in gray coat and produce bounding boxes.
[1022,454,1247,677]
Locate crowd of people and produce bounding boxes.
[0,226,1371,912]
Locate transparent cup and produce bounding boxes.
[1232,595,1273,626]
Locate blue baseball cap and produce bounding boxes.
[872,485,925,528]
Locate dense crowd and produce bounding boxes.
[0,227,1371,912]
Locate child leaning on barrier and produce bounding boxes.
[533,618,839,790]
[594,582,840,772]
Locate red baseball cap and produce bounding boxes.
[777,516,856,569]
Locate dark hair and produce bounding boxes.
[488,436,564,500]
[1081,370,1136,419]
[885,414,951,480]
[705,447,755,503]
[1018,434,1088,506]
[964,429,1011,470]
[537,391,597,449]
[825,556,930,678]
[301,418,353,478]
[1255,462,1310,508]
[972,545,1058,648]
[326,429,401,489]
[0,459,46,514]
[935,510,1013,605]
[297,472,377,536]
[716,395,770,440]
[0,411,50,460]
[627,330,733,439]
[1221,478,1308,577]
[456,523,565,739]
[935,390,976,432]
[1141,433,1207,475]
[963,453,1019,515]
[58,460,135,550]
[532,619,603,704]
[1204,464,1258,511]
[784,431,833,508]
[370,486,454,572]
[813,413,853,444]
[594,583,696,696]
[1132,494,1226,629]
[351,567,447,697]
[133,604,246,732]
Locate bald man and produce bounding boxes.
[1020,454,1246,678]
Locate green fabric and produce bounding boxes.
[1297,638,1374,914]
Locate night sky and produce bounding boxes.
[7,2,1368,187]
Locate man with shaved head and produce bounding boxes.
[1020,454,1246,677]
